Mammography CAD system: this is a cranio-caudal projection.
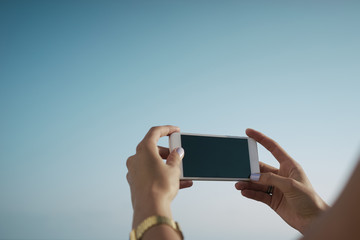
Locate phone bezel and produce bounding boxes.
[169,132,260,181]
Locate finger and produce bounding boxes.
[158,146,170,159]
[241,189,272,206]
[259,161,278,174]
[144,125,180,147]
[180,180,193,189]
[251,172,299,194]
[235,181,268,192]
[166,147,184,167]
[246,128,293,164]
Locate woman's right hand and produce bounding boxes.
[235,129,329,234]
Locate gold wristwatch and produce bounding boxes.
[130,215,184,240]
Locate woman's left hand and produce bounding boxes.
[235,129,328,234]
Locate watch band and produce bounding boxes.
[130,215,183,240]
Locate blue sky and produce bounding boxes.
[1,1,360,239]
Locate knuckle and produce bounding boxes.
[263,172,277,185]
[148,126,159,134]
[136,142,143,152]
[137,141,153,153]
[126,155,134,169]
[266,172,276,180]
[126,172,133,185]
[286,178,298,189]
[293,162,303,171]
[143,126,160,143]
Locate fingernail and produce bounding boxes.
[250,173,260,181]
[176,147,184,158]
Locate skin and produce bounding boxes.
[127,125,360,239]
[126,126,192,240]
[235,128,329,233]
[302,159,360,240]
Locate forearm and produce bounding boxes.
[301,161,360,239]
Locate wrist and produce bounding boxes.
[132,198,172,228]
[130,215,183,240]
[299,199,329,234]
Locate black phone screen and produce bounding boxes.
[181,135,251,179]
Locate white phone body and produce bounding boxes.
[169,132,259,181]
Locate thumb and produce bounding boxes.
[166,147,184,167]
[250,172,297,194]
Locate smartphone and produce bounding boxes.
[169,132,259,181]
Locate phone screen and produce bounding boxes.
[181,135,251,179]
